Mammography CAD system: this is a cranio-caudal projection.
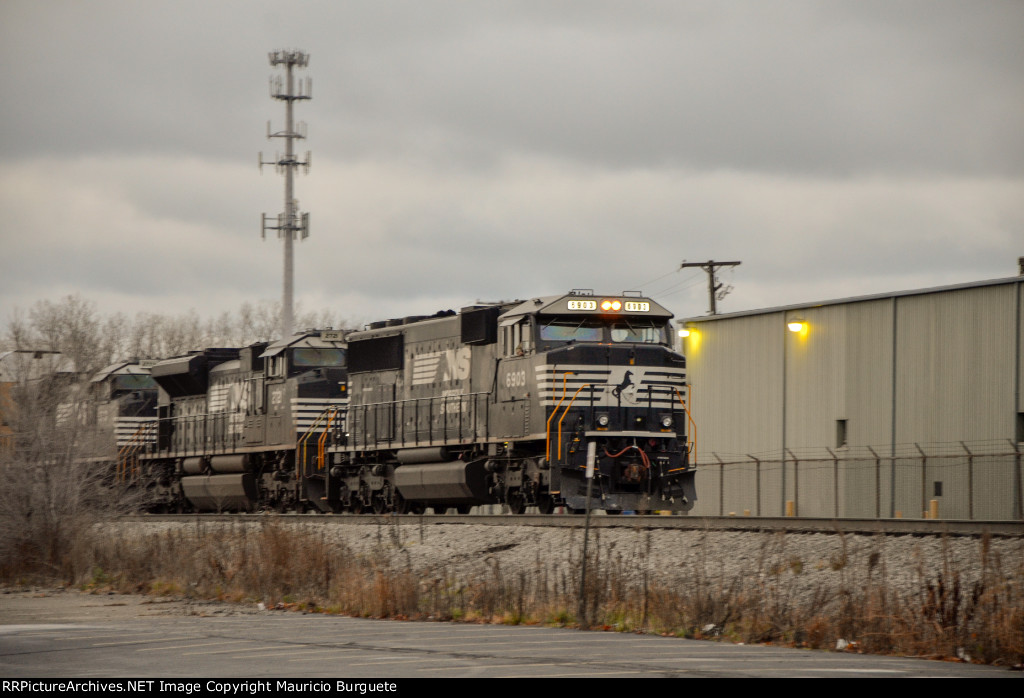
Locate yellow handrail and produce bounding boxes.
[545,371,574,462]
[316,408,337,471]
[556,384,591,461]
[117,421,155,482]
[673,386,696,469]
[297,407,337,478]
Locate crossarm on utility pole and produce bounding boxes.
[679,260,741,315]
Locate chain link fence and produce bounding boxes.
[691,440,1023,520]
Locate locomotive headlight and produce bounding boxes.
[596,413,610,427]
[660,415,673,429]
[600,299,622,312]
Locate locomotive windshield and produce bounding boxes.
[537,316,669,348]
[111,374,157,393]
[609,319,668,344]
[538,319,603,343]
[292,347,346,368]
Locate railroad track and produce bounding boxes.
[121,513,1023,537]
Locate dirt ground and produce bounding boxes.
[0,587,266,624]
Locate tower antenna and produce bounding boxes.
[260,49,311,338]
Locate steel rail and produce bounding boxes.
[119,513,1023,537]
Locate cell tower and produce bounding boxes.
[260,49,311,338]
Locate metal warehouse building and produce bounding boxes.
[679,275,1023,521]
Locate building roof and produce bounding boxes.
[680,275,1023,324]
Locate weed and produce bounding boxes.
[4,517,1021,667]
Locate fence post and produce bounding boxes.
[748,454,761,517]
[915,443,927,518]
[867,446,880,520]
[1011,439,1023,521]
[961,441,973,520]
[715,452,724,516]
[786,449,798,517]
[827,447,838,518]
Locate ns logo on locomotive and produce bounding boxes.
[140,291,696,514]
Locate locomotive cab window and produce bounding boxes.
[270,356,287,378]
[502,319,533,356]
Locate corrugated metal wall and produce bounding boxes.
[894,284,1016,444]
[683,278,1023,520]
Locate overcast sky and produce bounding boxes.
[2,0,1021,330]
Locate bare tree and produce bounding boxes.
[0,360,148,581]
[27,295,105,374]
[0,294,363,581]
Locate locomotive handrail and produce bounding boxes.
[352,392,490,450]
[672,386,696,470]
[297,407,337,478]
[545,371,574,462]
[556,383,592,461]
[158,410,246,457]
[117,420,156,482]
[316,408,337,471]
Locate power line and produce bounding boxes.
[633,267,684,291]
[649,272,707,299]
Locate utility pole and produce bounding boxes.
[680,260,741,315]
[260,50,311,338]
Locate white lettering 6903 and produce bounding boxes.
[504,370,527,389]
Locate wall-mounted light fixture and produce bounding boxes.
[787,318,805,333]
[677,322,696,353]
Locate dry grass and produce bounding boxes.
[3,519,1022,667]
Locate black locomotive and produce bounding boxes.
[91,360,160,448]
[46,359,160,474]
[143,330,347,512]
[140,291,696,514]
[335,290,695,514]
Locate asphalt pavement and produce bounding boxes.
[0,590,1017,679]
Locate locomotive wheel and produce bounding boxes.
[536,494,555,515]
[506,493,526,515]
[372,496,388,515]
[409,502,427,515]
[455,504,472,515]
[430,505,448,515]
[605,510,622,516]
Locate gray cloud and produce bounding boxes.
[1,0,1022,331]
